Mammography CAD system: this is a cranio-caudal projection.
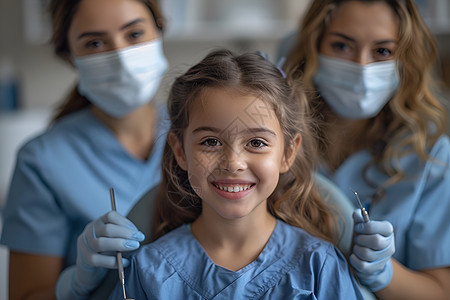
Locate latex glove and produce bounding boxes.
[350,208,395,292]
[56,211,145,299]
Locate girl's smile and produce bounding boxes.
[211,180,255,200]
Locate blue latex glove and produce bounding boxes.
[56,211,145,299]
[350,208,395,292]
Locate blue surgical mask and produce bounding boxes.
[74,38,168,117]
[313,54,399,119]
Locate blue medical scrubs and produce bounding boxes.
[0,107,168,266]
[108,220,363,300]
[321,135,450,271]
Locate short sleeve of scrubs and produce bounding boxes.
[407,135,450,269]
[1,108,168,264]
[1,142,71,256]
[323,134,450,271]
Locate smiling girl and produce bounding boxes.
[108,50,364,299]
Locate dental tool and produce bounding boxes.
[109,188,133,300]
[349,188,370,223]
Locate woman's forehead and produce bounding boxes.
[326,1,399,41]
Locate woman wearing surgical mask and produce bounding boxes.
[0,0,169,299]
[284,0,450,299]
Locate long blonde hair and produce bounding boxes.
[285,0,447,198]
[152,50,337,243]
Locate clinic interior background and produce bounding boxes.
[0,0,449,299]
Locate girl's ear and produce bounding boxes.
[280,134,302,173]
[169,132,188,171]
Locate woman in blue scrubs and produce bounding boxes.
[0,0,169,299]
[284,0,450,299]
[109,50,363,300]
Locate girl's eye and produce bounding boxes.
[201,138,222,147]
[248,139,267,149]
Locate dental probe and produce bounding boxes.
[349,188,370,223]
[109,188,131,300]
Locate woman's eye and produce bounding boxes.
[201,138,222,147]
[85,40,103,49]
[248,139,267,148]
[376,48,392,57]
[331,41,349,52]
[129,30,144,40]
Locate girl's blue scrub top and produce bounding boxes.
[108,220,364,300]
[0,107,168,266]
[321,135,450,271]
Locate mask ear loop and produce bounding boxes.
[276,56,287,78]
[255,51,287,78]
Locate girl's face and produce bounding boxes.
[319,1,399,65]
[67,0,159,57]
[170,88,299,221]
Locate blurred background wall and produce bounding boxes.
[0,1,449,298]
[0,0,312,208]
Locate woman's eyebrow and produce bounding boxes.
[373,39,397,45]
[329,32,397,45]
[77,18,147,40]
[119,18,147,31]
[329,32,356,42]
[77,31,106,40]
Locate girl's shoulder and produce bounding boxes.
[132,225,193,268]
[264,221,361,299]
[274,220,338,260]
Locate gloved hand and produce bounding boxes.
[350,208,395,292]
[56,211,145,299]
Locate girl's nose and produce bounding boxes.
[221,147,246,174]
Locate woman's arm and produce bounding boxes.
[9,251,63,300]
[376,260,450,300]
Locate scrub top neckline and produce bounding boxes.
[319,149,371,178]
[184,220,281,274]
[85,107,166,165]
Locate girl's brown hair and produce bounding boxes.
[48,0,164,123]
[152,49,338,243]
[284,0,447,199]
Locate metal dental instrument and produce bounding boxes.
[349,188,370,223]
[109,188,132,300]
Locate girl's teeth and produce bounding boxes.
[217,185,250,192]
